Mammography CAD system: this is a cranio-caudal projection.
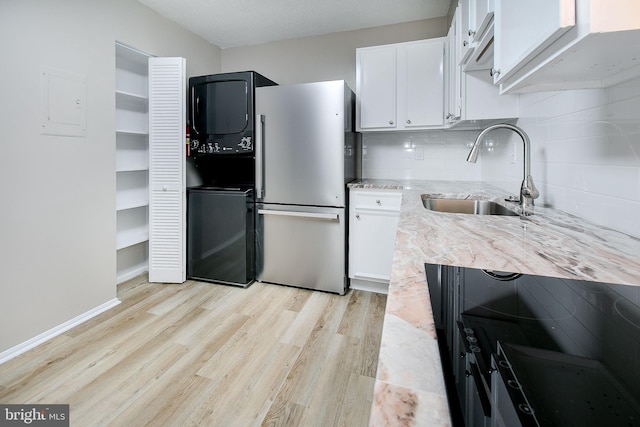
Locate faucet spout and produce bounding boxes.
[467,123,539,215]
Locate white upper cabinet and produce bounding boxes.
[458,0,474,64]
[458,0,495,72]
[356,38,445,131]
[446,9,462,123]
[492,0,640,93]
[447,5,518,127]
[400,40,446,128]
[470,0,494,44]
[356,46,397,130]
[493,0,576,85]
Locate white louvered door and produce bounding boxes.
[148,57,186,283]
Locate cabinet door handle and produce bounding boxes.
[463,40,469,47]
[355,213,360,220]
[406,119,411,124]
[388,120,394,125]
[468,29,476,37]
[490,68,501,77]
[376,200,381,205]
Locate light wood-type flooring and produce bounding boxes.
[0,276,387,426]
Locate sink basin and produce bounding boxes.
[421,195,519,216]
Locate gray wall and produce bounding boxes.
[221,17,448,89]
[0,0,221,354]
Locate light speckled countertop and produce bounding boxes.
[348,179,640,427]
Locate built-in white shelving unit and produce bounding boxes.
[115,42,151,284]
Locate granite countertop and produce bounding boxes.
[350,180,640,427]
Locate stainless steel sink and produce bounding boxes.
[421,195,519,216]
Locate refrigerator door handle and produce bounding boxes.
[258,209,339,221]
[255,114,265,200]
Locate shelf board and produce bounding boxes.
[116,42,151,67]
[116,166,149,173]
[116,128,149,136]
[116,90,148,110]
[116,199,149,212]
[116,229,149,250]
[116,89,148,101]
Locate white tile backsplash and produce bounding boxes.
[483,76,640,238]
[361,130,481,181]
[360,76,640,238]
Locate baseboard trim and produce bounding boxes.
[350,278,389,295]
[117,265,148,285]
[0,298,121,365]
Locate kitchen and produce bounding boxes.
[2,0,640,426]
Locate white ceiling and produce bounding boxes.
[138,0,452,48]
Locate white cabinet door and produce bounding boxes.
[148,57,186,284]
[446,6,462,124]
[348,190,401,288]
[446,7,518,126]
[470,0,494,43]
[493,0,576,84]
[356,46,397,130]
[493,0,640,93]
[356,39,445,131]
[458,0,474,63]
[350,211,398,281]
[400,39,445,128]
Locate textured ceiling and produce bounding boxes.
[138,0,452,48]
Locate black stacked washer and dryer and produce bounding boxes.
[186,71,277,287]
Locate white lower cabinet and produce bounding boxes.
[348,189,402,294]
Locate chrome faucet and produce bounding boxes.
[467,123,539,215]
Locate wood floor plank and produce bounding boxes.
[260,398,307,427]
[337,290,370,338]
[1,283,220,404]
[335,373,376,427]
[283,287,313,312]
[101,312,251,426]
[71,342,190,426]
[0,279,386,427]
[272,291,350,407]
[359,292,388,378]
[228,342,302,427]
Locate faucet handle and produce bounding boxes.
[521,176,540,199]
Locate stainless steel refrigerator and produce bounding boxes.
[254,80,357,295]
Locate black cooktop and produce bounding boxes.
[499,342,640,427]
[453,266,640,427]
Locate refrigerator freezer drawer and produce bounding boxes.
[256,204,347,295]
